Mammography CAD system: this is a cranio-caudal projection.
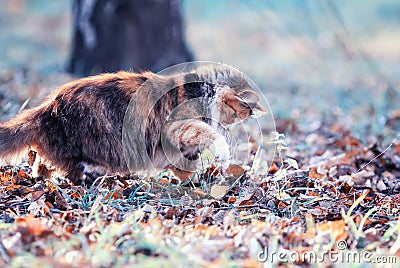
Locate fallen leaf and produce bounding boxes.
[210,185,228,199]
[316,219,347,244]
[274,191,292,201]
[225,164,245,178]
[15,215,52,237]
[308,167,324,179]
[27,196,50,216]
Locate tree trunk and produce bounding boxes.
[68,0,193,76]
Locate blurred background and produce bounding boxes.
[0,0,399,140]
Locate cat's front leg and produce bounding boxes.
[163,119,231,169]
[210,135,230,169]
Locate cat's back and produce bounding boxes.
[24,71,157,175]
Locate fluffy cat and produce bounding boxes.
[0,65,266,184]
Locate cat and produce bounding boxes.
[0,64,266,184]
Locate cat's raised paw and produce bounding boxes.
[211,136,231,170]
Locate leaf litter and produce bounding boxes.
[0,113,399,266]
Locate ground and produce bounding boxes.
[0,100,399,266]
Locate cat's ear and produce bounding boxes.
[250,102,267,118]
[237,89,260,104]
[222,93,252,120]
[237,89,267,118]
[222,89,267,120]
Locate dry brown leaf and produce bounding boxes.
[54,190,68,210]
[165,207,180,220]
[316,219,347,243]
[335,135,362,148]
[104,187,123,200]
[192,187,207,197]
[277,201,288,209]
[227,196,237,204]
[224,164,245,178]
[28,150,37,166]
[210,185,228,199]
[15,215,52,237]
[18,169,30,178]
[308,167,325,179]
[27,196,50,216]
[274,191,291,201]
[268,162,280,174]
[238,200,254,206]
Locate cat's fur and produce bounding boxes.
[0,65,266,184]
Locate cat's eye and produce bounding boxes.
[233,113,237,118]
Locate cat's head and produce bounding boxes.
[194,65,267,126]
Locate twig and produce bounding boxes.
[356,133,400,173]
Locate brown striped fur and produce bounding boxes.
[0,66,266,184]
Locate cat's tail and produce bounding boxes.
[0,109,38,163]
